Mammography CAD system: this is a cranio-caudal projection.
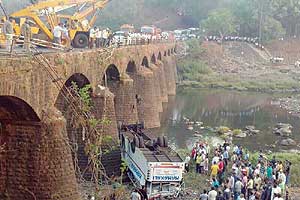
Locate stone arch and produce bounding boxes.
[126,60,138,74]
[141,56,150,68]
[104,63,138,129]
[103,64,121,84]
[151,54,156,64]
[168,49,171,56]
[55,73,92,180]
[0,96,39,122]
[164,51,167,56]
[0,96,40,199]
[157,52,162,61]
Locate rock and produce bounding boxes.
[194,134,203,138]
[280,138,296,146]
[235,132,247,138]
[245,125,255,131]
[275,123,293,129]
[273,123,293,136]
[224,131,233,136]
[273,127,292,136]
[195,121,204,126]
[251,129,260,134]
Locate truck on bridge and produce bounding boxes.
[0,0,111,48]
[119,123,185,199]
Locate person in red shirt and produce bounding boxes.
[218,159,224,172]
[218,158,225,183]
[191,147,197,160]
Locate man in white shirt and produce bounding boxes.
[89,27,97,49]
[102,29,109,47]
[208,187,217,200]
[131,189,141,200]
[95,28,102,48]
[53,23,64,44]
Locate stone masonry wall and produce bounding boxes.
[155,61,168,103]
[0,119,80,200]
[107,77,139,125]
[0,44,177,200]
[149,64,163,113]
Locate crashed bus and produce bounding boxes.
[119,124,185,199]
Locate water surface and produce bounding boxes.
[152,88,300,152]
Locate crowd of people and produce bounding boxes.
[205,35,265,50]
[186,142,292,200]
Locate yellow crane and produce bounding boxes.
[1,0,111,48]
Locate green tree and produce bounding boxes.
[201,8,237,38]
[230,0,257,37]
[272,0,300,36]
[262,16,286,41]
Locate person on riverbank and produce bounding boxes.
[208,187,217,200]
[190,138,293,200]
[211,161,219,179]
[131,189,141,200]
[199,189,209,200]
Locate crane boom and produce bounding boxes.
[7,0,111,47]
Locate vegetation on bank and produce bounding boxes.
[176,39,300,92]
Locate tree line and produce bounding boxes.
[3,0,300,41]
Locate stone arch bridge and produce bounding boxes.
[0,43,177,200]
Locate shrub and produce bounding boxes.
[233,129,242,135]
[217,126,230,134]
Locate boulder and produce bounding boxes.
[273,123,293,136]
[245,126,256,131]
[235,132,247,138]
[280,138,296,146]
[244,126,260,135]
[275,123,293,129]
[273,127,292,136]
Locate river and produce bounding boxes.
[152,88,300,152]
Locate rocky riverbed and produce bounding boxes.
[278,95,300,118]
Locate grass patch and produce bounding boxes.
[233,129,242,136]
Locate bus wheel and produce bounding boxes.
[73,33,89,48]
[163,136,168,147]
[31,0,39,4]
[157,136,164,147]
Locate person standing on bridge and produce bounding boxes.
[3,17,14,52]
[95,27,102,48]
[21,19,31,52]
[89,27,97,49]
[53,23,65,44]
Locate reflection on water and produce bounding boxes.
[152,88,300,152]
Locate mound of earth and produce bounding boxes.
[266,38,300,64]
[193,40,300,92]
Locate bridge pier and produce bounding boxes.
[163,56,177,96]
[155,60,168,103]
[0,106,80,200]
[105,76,138,125]
[149,64,163,113]
[93,87,118,136]
[130,67,160,128]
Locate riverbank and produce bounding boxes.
[177,40,300,93]
[278,95,300,118]
[178,149,300,199]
